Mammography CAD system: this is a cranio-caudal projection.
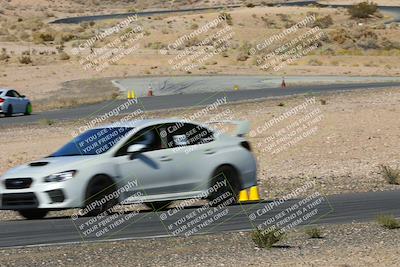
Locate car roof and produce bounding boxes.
[97,118,203,129]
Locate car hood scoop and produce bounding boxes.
[29,161,49,167]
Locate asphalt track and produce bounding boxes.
[51,1,400,25]
[1,81,400,127]
[0,190,399,248]
[50,1,315,24]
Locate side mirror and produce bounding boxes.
[127,144,146,159]
[20,95,26,98]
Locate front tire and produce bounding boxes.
[18,209,48,220]
[24,103,32,115]
[5,105,12,117]
[84,175,118,217]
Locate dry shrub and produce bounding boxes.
[312,15,334,29]
[59,52,70,60]
[33,32,55,44]
[251,229,285,249]
[305,227,323,238]
[330,28,352,44]
[380,165,400,185]
[19,55,32,64]
[348,1,378,19]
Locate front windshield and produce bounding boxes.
[50,127,133,157]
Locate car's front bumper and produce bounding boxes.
[0,180,81,210]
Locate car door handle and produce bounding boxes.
[204,149,216,155]
[159,156,172,161]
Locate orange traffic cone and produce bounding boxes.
[281,77,286,89]
[147,87,153,96]
[248,186,260,201]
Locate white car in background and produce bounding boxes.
[0,89,32,117]
[0,119,258,219]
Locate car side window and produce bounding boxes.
[12,91,21,97]
[166,123,214,148]
[114,125,167,157]
[5,91,14,97]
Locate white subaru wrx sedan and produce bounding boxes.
[0,119,257,219]
[0,89,32,116]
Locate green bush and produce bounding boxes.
[348,1,378,19]
[376,215,400,229]
[251,229,285,248]
[305,227,323,238]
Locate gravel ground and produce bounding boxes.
[1,221,399,266]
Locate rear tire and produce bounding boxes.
[18,209,48,220]
[144,201,172,211]
[24,103,32,115]
[84,175,118,217]
[208,166,240,205]
[5,105,12,117]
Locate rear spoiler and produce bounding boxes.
[205,120,250,137]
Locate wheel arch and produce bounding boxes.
[84,173,118,204]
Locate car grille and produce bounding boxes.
[1,193,38,208]
[4,178,33,189]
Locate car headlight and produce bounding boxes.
[44,170,77,182]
